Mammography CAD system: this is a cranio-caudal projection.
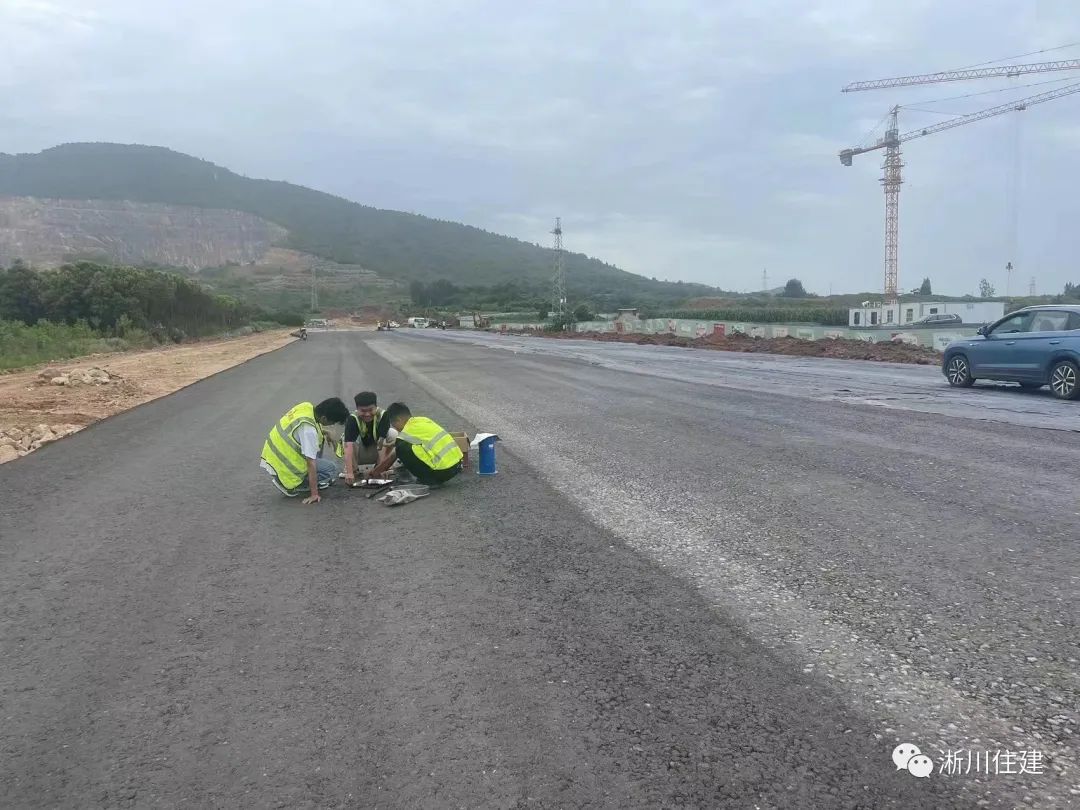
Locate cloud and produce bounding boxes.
[1043,124,1080,148]
[1,0,1079,296]
[774,190,841,208]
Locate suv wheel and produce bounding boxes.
[945,355,975,388]
[1049,360,1079,400]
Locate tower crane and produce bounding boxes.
[840,58,1080,302]
[843,59,1080,92]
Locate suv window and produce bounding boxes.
[1030,311,1071,332]
[990,312,1035,335]
[1069,313,1080,331]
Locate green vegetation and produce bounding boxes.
[0,143,720,304]
[781,278,809,298]
[0,260,267,338]
[408,277,611,317]
[660,306,849,326]
[185,258,404,313]
[0,261,302,370]
[0,319,147,371]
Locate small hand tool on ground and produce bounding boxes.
[365,481,395,499]
[349,478,394,488]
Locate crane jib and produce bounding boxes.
[842,58,1080,92]
[838,56,1080,303]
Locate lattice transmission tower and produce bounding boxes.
[551,217,566,316]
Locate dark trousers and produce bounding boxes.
[396,442,462,485]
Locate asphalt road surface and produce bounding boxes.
[2,330,1077,809]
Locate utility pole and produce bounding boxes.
[310,265,318,313]
[551,218,566,316]
[761,269,768,292]
[1005,261,1013,298]
[1029,276,1037,296]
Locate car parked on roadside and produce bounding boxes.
[914,312,962,326]
[942,305,1080,399]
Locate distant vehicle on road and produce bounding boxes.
[942,305,1080,399]
[406,317,429,329]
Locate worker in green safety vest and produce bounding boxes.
[367,401,464,486]
[260,397,350,504]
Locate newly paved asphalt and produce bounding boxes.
[1,330,1077,808]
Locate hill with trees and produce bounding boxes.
[0,143,718,308]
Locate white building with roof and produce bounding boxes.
[848,300,1004,328]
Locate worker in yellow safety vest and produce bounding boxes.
[367,401,463,486]
[260,397,350,504]
[342,391,392,486]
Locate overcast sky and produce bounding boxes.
[2,0,1079,296]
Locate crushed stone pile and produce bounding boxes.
[36,366,120,386]
[0,423,82,463]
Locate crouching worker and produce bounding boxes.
[342,391,391,486]
[260,398,350,504]
[369,402,463,486]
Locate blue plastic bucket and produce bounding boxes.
[477,435,499,475]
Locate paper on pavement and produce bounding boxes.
[470,432,500,448]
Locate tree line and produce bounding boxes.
[0,261,301,340]
[409,278,592,314]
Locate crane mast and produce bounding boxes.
[881,109,902,304]
[840,58,1080,302]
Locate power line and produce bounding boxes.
[900,75,1078,110]
[902,107,965,117]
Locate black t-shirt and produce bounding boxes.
[343,411,391,447]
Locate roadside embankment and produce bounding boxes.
[527,329,942,364]
[0,330,294,463]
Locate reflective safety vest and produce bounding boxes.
[350,407,386,443]
[397,416,463,470]
[261,402,324,489]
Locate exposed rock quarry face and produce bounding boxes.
[0,196,287,268]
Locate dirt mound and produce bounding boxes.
[0,330,294,464]
[539,330,941,364]
[694,332,939,363]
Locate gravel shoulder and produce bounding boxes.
[0,329,295,463]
